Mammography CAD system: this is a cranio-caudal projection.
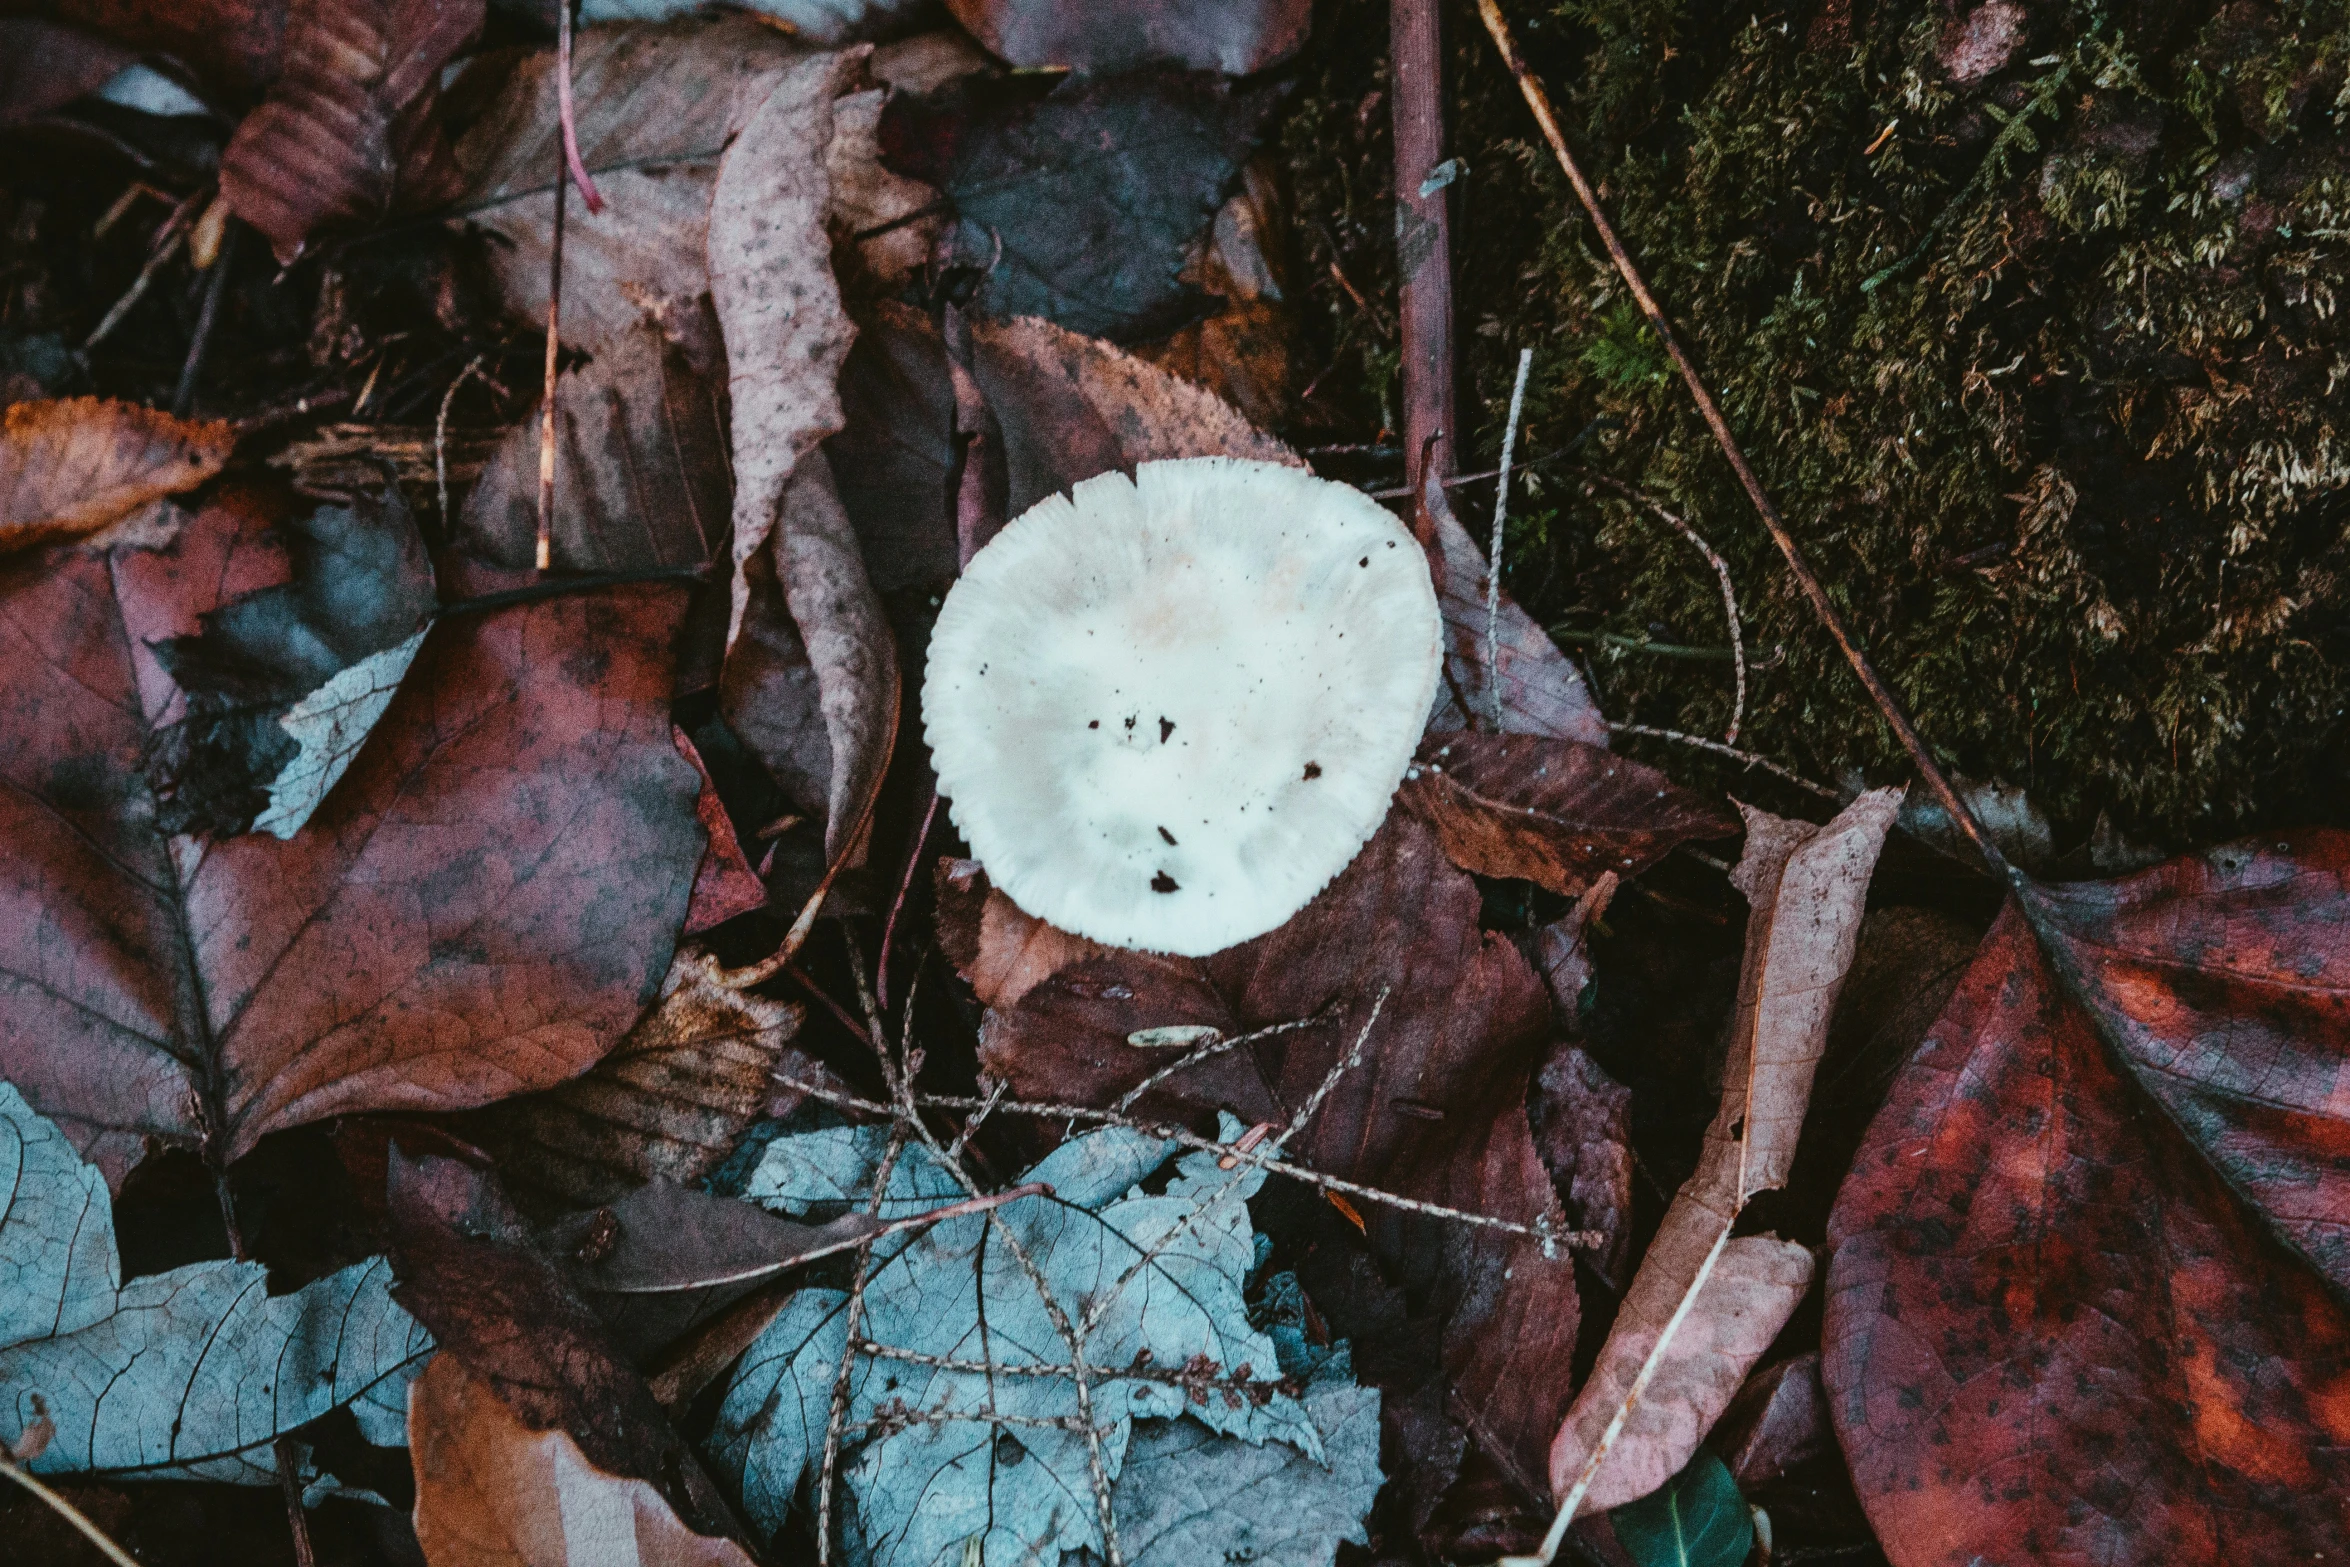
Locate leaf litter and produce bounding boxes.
[3,8,2346,1567]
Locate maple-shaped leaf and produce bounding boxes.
[0,1082,432,1481]
[0,483,705,1187]
[1824,834,2350,1563]
[708,1121,1377,1567]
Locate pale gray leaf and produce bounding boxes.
[252,629,427,839]
[0,1085,432,1480]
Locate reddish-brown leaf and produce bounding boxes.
[386,1149,748,1545]
[1824,834,2350,1564]
[0,484,704,1185]
[942,0,1310,75]
[1711,1353,1832,1494]
[409,1353,758,1567]
[1401,731,1738,896]
[0,397,233,552]
[977,810,1578,1517]
[0,20,136,124]
[38,0,286,96]
[219,0,482,261]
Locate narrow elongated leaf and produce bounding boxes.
[0,1084,431,1482]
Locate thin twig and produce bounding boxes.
[1570,468,1747,742]
[1605,721,1837,799]
[553,0,604,215]
[852,1342,1293,1398]
[1501,1222,1735,1567]
[876,788,939,1011]
[1487,348,1534,727]
[1112,1016,1325,1116]
[274,1444,319,1567]
[0,1457,143,1567]
[434,352,494,523]
[534,2,581,574]
[816,1123,906,1566]
[82,185,206,353]
[768,1072,1605,1253]
[1473,0,2008,881]
[172,224,236,419]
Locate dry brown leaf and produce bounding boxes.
[1131,160,1298,428]
[0,398,232,553]
[1423,476,1608,746]
[219,0,481,261]
[933,856,1112,1010]
[827,83,942,290]
[459,947,801,1213]
[708,50,861,642]
[447,18,800,352]
[1546,789,1899,1511]
[409,1353,758,1567]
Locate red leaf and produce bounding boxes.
[219,0,481,261]
[0,484,704,1185]
[1824,834,2350,1563]
[1402,731,1738,895]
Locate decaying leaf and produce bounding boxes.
[409,1352,758,1567]
[1824,833,2350,1563]
[460,315,731,577]
[933,856,1113,1010]
[1548,791,1899,1512]
[0,486,705,1186]
[971,812,1577,1517]
[707,48,861,642]
[1402,732,1737,896]
[456,947,801,1213]
[1710,1353,1831,1494]
[879,69,1285,342]
[445,17,800,351]
[709,1121,1377,1566]
[219,0,482,261]
[1529,1042,1636,1289]
[1132,160,1300,429]
[388,1149,750,1544]
[0,19,139,124]
[1422,476,1608,745]
[942,0,1311,77]
[0,1083,431,1482]
[0,397,232,553]
[144,483,437,839]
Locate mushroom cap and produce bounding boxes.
[923,456,1442,956]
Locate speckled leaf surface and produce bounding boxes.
[1825,833,2350,1563]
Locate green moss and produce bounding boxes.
[1283,0,2350,841]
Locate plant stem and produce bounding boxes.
[1390,0,1458,535]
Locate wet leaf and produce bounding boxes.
[219,0,482,261]
[1402,732,1737,897]
[879,69,1285,343]
[1824,833,2350,1563]
[408,1352,758,1567]
[1549,792,1899,1511]
[708,1122,1371,1565]
[0,1083,431,1481]
[943,0,1310,77]
[0,485,704,1186]
[143,483,436,839]
[1609,1452,1752,1567]
[0,397,232,553]
[387,1149,750,1543]
[456,947,801,1214]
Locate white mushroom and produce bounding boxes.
[922,456,1442,956]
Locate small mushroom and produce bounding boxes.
[923,456,1441,956]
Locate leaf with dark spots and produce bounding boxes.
[977,811,1578,1526]
[1824,832,2350,1565]
[145,482,436,840]
[385,1148,750,1545]
[219,0,483,262]
[880,69,1285,343]
[1402,732,1737,897]
[0,485,705,1187]
[0,398,235,554]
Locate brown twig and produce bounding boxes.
[1473,0,2009,882]
[434,352,495,522]
[1605,721,1837,799]
[0,1457,142,1567]
[534,2,589,573]
[82,185,207,353]
[1391,0,1457,526]
[1570,469,1748,743]
[172,224,237,419]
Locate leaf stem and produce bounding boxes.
[0,1457,143,1567]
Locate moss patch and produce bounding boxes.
[1283,0,2350,842]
